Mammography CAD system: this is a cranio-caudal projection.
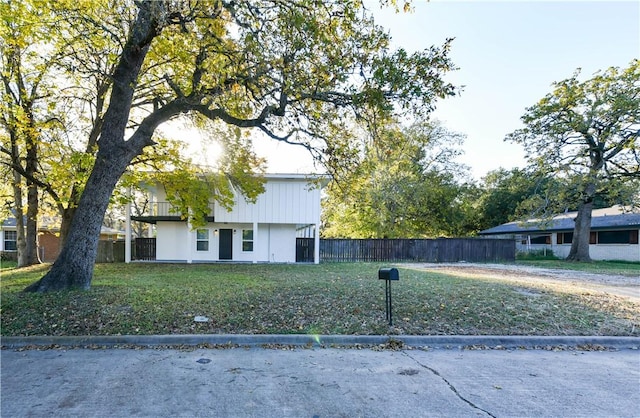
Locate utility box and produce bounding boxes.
[378,267,399,281]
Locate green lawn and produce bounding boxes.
[1,262,638,337]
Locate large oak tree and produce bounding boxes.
[23,0,457,292]
[506,60,640,261]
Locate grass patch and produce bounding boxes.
[1,263,638,337]
[0,260,18,270]
[516,259,640,276]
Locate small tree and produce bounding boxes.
[506,60,640,261]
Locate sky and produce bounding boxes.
[249,0,639,180]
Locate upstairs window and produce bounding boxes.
[196,229,209,251]
[242,230,253,252]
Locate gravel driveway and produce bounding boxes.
[409,263,640,303]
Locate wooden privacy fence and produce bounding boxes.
[319,238,515,263]
[96,239,156,263]
[97,237,514,263]
[96,240,124,263]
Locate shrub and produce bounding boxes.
[0,251,17,262]
[516,249,559,260]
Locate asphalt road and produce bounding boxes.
[2,345,639,417]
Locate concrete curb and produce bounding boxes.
[2,334,639,350]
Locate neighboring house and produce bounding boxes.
[0,218,18,254]
[479,205,640,262]
[126,173,328,264]
[1,217,124,262]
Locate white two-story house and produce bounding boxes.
[126,174,327,264]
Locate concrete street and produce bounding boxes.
[2,344,639,417]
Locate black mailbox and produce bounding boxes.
[378,267,399,281]
[378,267,399,325]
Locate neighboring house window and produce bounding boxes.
[557,232,573,244]
[529,235,550,245]
[196,229,209,251]
[242,230,253,252]
[631,230,639,245]
[3,230,17,251]
[597,230,637,244]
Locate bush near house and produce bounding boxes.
[1,251,17,262]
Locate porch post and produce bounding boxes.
[314,223,320,264]
[253,221,258,263]
[125,187,131,263]
[147,191,154,237]
[186,215,193,264]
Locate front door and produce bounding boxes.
[219,229,233,260]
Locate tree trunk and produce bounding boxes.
[12,170,27,267]
[566,200,593,262]
[24,131,40,265]
[24,146,135,291]
[24,1,163,292]
[24,178,40,265]
[58,206,76,248]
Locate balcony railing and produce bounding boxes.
[138,202,215,218]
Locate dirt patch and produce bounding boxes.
[410,263,640,303]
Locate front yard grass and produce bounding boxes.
[1,262,638,337]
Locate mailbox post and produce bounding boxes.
[378,267,399,326]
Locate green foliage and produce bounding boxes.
[506,60,640,212]
[1,251,18,263]
[505,60,640,260]
[17,0,463,291]
[4,0,458,228]
[475,168,552,229]
[322,120,474,238]
[516,249,559,261]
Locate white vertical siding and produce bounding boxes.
[214,177,321,224]
[156,222,189,261]
[266,224,297,263]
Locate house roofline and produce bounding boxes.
[479,205,640,235]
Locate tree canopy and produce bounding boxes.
[322,120,471,238]
[506,59,640,261]
[14,0,458,292]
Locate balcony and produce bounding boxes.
[131,202,215,224]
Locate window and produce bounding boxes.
[196,229,209,251]
[597,230,636,244]
[557,232,573,244]
[529,235,550,245]
[3,230,17,251]
[242,229,253,252]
